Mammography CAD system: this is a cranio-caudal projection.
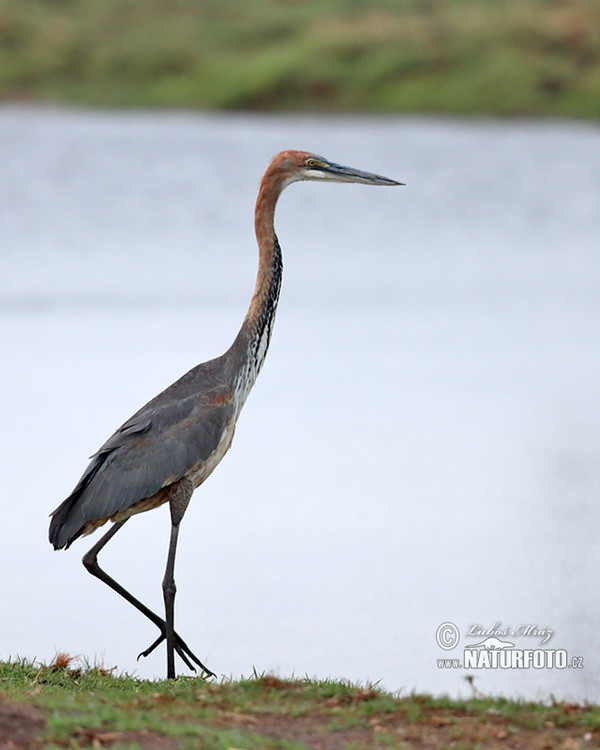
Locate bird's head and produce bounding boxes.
[267,150,403,190]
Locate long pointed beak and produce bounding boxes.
[324,162,403,186]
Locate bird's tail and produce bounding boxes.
[48,494,80,550]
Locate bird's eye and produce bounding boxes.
[305,158,318,168]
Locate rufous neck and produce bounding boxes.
[254,171,285,255]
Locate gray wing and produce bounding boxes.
[49,372,235,550]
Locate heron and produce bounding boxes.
[49,150,402,679]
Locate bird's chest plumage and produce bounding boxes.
[188,416,237,489]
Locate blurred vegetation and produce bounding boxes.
[3,658,600,749]
[0,0,599,117]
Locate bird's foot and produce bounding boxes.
[137,632,215,678]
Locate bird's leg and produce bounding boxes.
[162,478,193,679]
[82,514,214,677]
[163,522,181,679]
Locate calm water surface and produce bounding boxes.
[1,106,599,700]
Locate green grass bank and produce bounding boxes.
[1,0,599,117]
[1,659,600,749]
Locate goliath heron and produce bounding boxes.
[49,150,401,679]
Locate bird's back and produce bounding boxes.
[49,355,237,550]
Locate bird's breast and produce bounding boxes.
[188,416,237,489]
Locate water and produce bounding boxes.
[1,105,599,701]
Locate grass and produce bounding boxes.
[1,657,600,748]
[0,0,599,117]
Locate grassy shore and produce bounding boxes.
[1,658,600,749]
[0,0,599,117]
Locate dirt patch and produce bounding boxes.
[216,710,599,750]
[0,703,180,750]
[1,697,598,749]
[73,727,180,749]
[217,712,375,750]
[0,700,45,750]
[74,715,373,750]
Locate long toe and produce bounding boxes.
[137,631,214,677]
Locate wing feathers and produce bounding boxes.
[49,380,235,550]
